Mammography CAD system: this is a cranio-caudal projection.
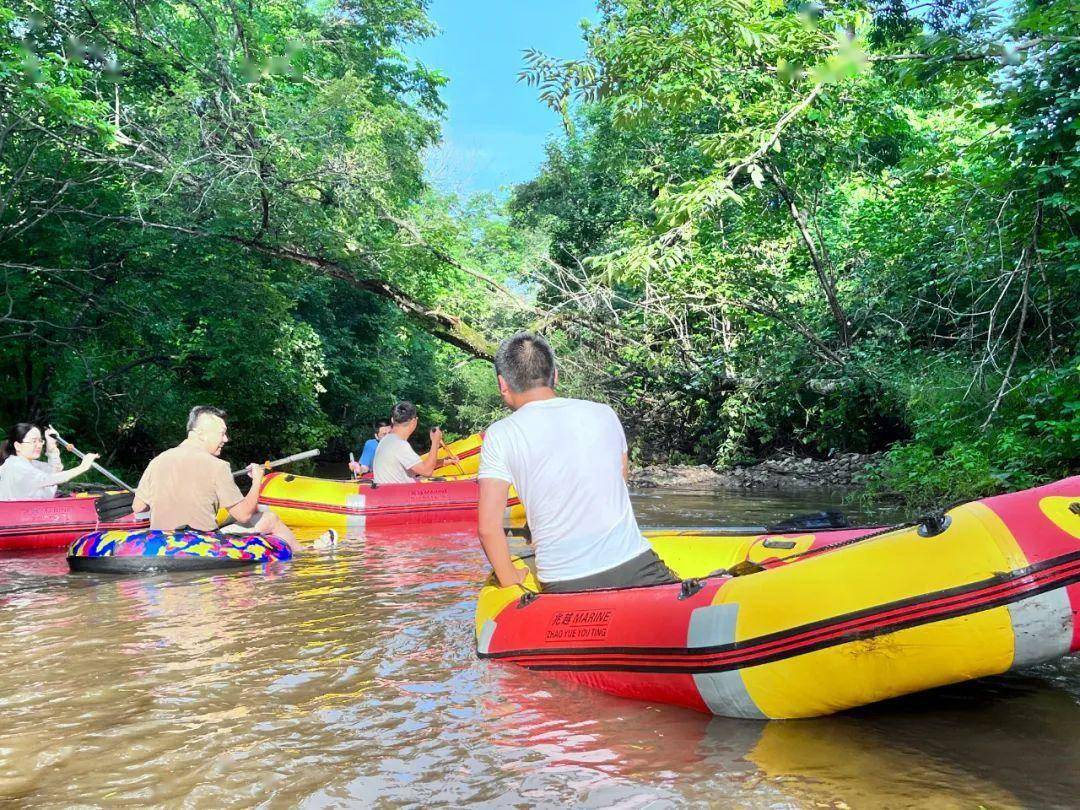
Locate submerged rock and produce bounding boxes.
[629,464,724,490]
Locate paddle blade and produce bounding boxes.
[95,492,136,521]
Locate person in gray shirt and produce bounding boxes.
[371,401,443,485]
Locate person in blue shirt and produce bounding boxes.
[349,420,391,477]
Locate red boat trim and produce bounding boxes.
[504,558,1080,669]
[260,495,521,517]
[260,496,475,516]
[0,520,148,537]
[483,549,1080,673]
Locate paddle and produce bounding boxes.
[231,448,320,478]
[507,511,852,544]
[436,433,464,474]
[49,427,135,492]
[216,448,320,530]
[50,428,140,521]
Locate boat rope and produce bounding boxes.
[762,495,982,568]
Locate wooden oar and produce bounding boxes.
[231,448,320,478]
[49,427,135,492]
[437,436,465,474]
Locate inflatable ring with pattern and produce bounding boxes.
[67,528,293,573]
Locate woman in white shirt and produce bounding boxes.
[0,424,99,501]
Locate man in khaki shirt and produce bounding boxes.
[132,406,300,551]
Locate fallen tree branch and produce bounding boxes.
[375,206,534,312]
[63,212,499,359]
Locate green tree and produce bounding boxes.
[0,0,535,468]
[512,0,1078,499]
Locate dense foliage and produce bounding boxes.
[2,0,1075,504]
[0,0,525,469]
[510,0,1078,503]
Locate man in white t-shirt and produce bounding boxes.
[477,332,678,592]
[372,401,443,485]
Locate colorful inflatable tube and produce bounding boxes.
[476,476,1080,719]
[433,433,483,478]
[67,528,292,573]
[0,495,148,552]
[258,472,525,530]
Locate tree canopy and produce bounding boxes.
[1,0,526,464]
[1,0,1076,503]
[509,0,1078,503]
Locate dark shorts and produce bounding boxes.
[541,548,680,593]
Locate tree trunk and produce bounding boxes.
[763,162,850,347]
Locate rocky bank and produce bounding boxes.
[630,452,884,490]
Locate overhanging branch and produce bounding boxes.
[66,213,498,360]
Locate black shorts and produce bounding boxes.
[541,548,680,593]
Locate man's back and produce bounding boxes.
[135,439,242,531]
[372,433,421,485]
[479,397,648,583]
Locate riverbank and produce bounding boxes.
[630,452,884,491]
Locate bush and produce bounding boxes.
[859,355,1079,507]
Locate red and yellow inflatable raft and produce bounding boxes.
[258,472,525,530]
[0,495,147,552]
[476,476,1080,719]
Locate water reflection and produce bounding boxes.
[483,661,1080,808]
[0,489,1075,807]
[631,487,905,530]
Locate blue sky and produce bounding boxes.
[408,1,597,197]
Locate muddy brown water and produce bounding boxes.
[2,487,1080,808]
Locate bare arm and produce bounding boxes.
[36,454,98,489]
[43,428,63,472]
[441,438,462,466]
[478,478,525,587]
[132,464,149,513]
[227,465,265,522]
[622,452,629,481]
[409,428,443,478]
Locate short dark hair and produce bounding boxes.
[187,405,227,433]
[495,332,556,393]
[390,401,417,425]
[375,419,391,429]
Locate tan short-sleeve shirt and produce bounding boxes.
[135,438,245,531]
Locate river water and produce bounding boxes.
[2,488,1080,808]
